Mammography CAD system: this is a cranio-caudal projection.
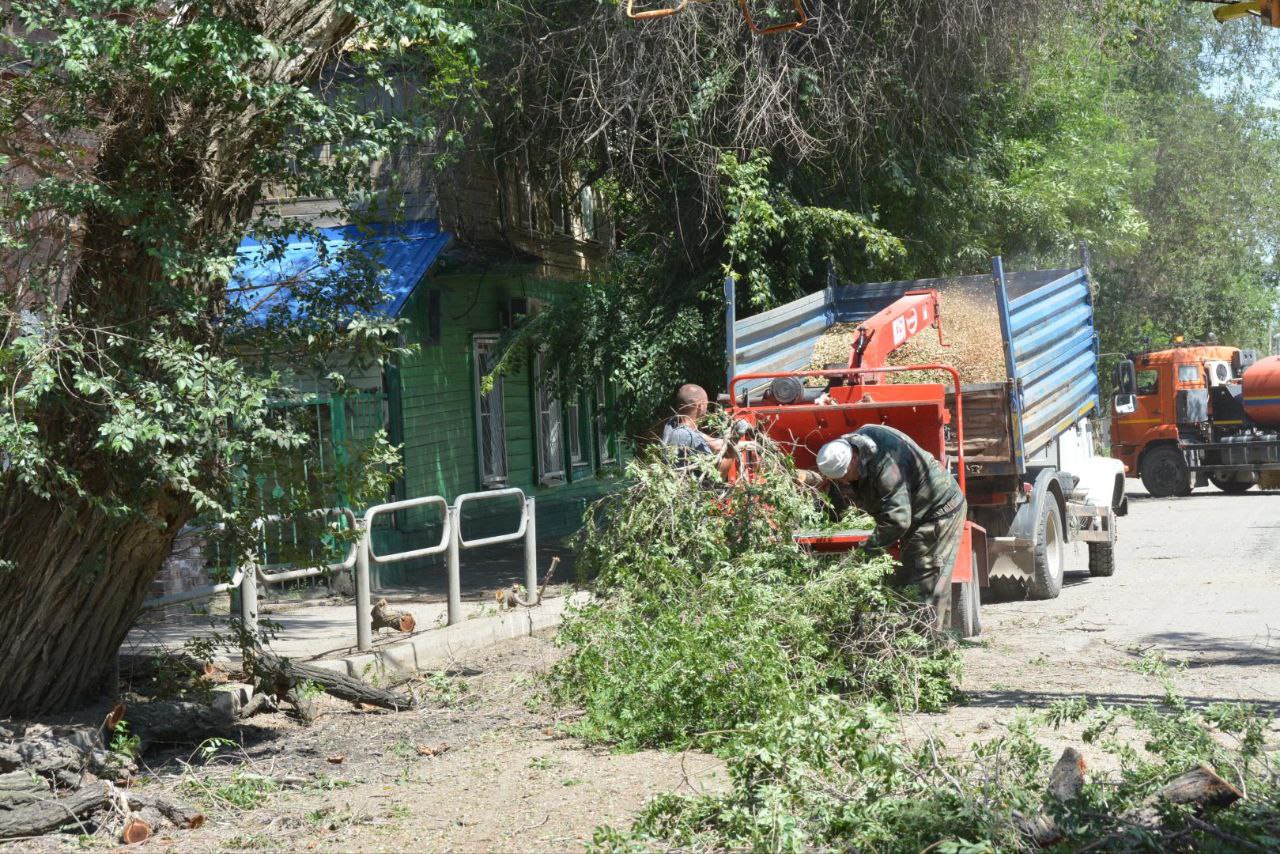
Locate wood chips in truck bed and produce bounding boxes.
[809,283,1007,385]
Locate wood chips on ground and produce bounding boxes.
[809,283,1007,385]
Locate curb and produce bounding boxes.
[306,594,583,679]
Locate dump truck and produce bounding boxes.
[722,257,1126,635]
[1111,343,1280,497]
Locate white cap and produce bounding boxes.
[816,439,853,479]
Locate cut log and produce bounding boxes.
[371,598,416,634]
[1154,765,1242,809]
[0,781,109,840]
[1048,747,1087,803]
[121,815,151,844]
[252,652,415,712]
[0,723,105,786]
[0,771,48,809]
[116,652,215,689]
[125,793,204,829]
[124,701,238,747]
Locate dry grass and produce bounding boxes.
[809,285,1007,385]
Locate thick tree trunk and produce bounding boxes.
[0,0,361,717]
[0,487,189,717]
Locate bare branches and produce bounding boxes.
[478,1,1047,235]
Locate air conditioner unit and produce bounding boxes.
[1205,360,1232,388]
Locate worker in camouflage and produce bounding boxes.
[816,423,967,632]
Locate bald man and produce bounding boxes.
[661,384,733,478]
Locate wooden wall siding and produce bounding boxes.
[369,264,624,584]
[437,154,613,281]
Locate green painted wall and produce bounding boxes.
[371,261,624,585]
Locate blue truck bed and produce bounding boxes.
[724,259,1102,478]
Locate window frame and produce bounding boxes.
[472,334,509,488]
[533,351,567,486]
[595,378,616,465]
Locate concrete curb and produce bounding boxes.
[306,593,584,680]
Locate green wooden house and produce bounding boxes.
[234,158,624,587]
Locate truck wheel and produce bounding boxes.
[1026,498,1064,600]
[1209,475,1255,494]
[1087,542,1115,577]
[950,554,981,638]
[1141,445,1192,498]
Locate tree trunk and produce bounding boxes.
[0,488,189,718]
[0,0,360,717]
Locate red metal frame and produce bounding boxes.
[728,363,966,493]
[730,362,984,586]
[792,521,983,583]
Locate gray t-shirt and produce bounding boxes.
[661,417,713,455]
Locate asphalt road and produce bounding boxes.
[938,480,1280,723]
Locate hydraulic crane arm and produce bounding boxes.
[848,289,942,370]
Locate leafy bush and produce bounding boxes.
[549,439,961,751]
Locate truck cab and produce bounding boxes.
[1110,344,1274,497]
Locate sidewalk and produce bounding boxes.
[126,538,584,679]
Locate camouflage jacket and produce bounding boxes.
[833,424,964,550]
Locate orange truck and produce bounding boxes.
[1110,344,1280,497]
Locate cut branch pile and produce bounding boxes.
[0,722,201,843]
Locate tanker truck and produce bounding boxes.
[1110,344,1280,497]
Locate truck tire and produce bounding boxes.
[1087,542,1115,577]
[1140,445,1192,498]
[950,554,981,638]
[1025,498,1064,600]
[1209,475,1255,494]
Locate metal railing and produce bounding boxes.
[140,492,540,654]
[355,495,452,650]
[353,488,537,651]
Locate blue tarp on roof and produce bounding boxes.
[231,219,450,320]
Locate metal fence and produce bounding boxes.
[142,489,540,654]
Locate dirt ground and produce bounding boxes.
[8,480,1279,852]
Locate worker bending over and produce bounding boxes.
[816,424,966,632]
[661,384,733,478]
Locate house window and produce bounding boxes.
[550,189,569,235]
[596,379,615,464]
[534,352,565,485]
[567,396,586,467]
[579,185,595,241]
[473,335,508,486]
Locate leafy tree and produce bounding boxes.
[0,0,474,715]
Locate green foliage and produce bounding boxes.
[108,720,141,764]
[596,681,1280,852]
[719,151,904,311]
[549,439,961,752]
[0,0,476,595]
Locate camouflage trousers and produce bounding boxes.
[890,497,968,634]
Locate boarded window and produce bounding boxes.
[534,352,566,485]
[473,335,508,486]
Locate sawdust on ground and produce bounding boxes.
[810,284,1007,385]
